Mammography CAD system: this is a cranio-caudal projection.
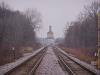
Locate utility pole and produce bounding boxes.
[12,47,15,61]
[97,7,100,68]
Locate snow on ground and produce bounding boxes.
[35,47,68,75]
[0,47,44,75]
[56,47,100,75]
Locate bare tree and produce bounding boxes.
[0,3,42,65]
[25,9,42,31]
[64,1,100,49]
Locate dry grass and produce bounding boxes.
[60,47,97,64]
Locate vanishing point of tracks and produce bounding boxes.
[53,47,97,75]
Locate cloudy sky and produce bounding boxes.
[0,0,99,38]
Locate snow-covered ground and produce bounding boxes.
[35,47,68,75]
[0,47,45,75]
[56,47,100,75]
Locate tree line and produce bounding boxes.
[0,2,41,65]
[64,2,100,50]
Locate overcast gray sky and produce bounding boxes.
[0,0,99,38]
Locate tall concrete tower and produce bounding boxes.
[47,26,54,39]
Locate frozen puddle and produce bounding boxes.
[35,47,68,75]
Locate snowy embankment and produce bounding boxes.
[0,47,45,75]
[56,47,100,75]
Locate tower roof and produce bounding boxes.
[47,25,54,39]
[49,26,52,32]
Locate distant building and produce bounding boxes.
[47,26,54,39]
[37,26,55,46]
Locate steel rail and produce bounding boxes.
[28,49,46,75]
[3,46,47,75]
[58,55,75,75]
[54,49,75,75]
[54,47,98,75]
[56,47,100,75]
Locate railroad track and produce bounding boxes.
[53,47,98,75]
[4,46,47,75]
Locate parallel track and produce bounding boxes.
[4,47,47,75]
[28,49,46,75]
[3,46,99,75]
[54,47,96,75]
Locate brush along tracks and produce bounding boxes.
[53,47,97,75]
[4,47,47,75]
